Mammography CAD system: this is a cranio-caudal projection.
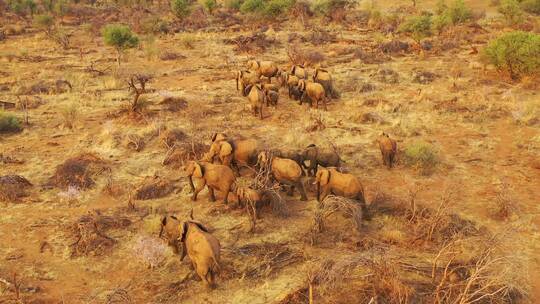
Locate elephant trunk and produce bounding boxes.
[316,182,320,202]
[179,241,187,261]
[188,175,195,192]
[236,77,239,91]
[158,225,164,238]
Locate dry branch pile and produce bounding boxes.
[162,141,208,168]
[133,176,174,200]
[159,96,188,112]
[0,175,32,202]
[224,32,278,54]
[311,195,363,235]
[69,212,131,257]
[49,153,109,189]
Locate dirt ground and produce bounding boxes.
[1,0,539,303]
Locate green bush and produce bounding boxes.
[432,13,451,33]
[102,24,139,65]
[53,0,70,16]
[33,14,55,34]
[200,0,218,13]
[8,0,37,16]
[311,0,351,16]
[521,0,540,14]
[498,0,524,25]
[399,15,432,42]
[404,141,439,175]
[240,0,265,13]
[171,0,191,19]
[445,0,472,24]
[225,0,243,10]
[264,0,295,16]
[483,31,540,79]
[0,112,22,133]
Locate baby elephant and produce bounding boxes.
[236,186,271,228]
[258,151,307,201]
[244,84,266,119]
[302,144,341,176]
[185,161,236,204]
[159,216,221,288]
[377,132,397,169]
[314,166,367,214]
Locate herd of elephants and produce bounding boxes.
[158,59,398,288]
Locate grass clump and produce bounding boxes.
[33,14,55,34]
[498,0,524,25]
[59,102,79,129]
[483,31,540,79]
[521,0,540,14]
[311,0,351,17]
[0,111,22,133]
[399,15,432,42]
[200,0,218,13]
[225,0,243,10]
[171,0,191,19]
[404,141,439,175]
[264,0,295,16]
[102,24,139,66]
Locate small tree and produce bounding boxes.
[33,14,55,35]
[102,24,139,66]
[171,0,191,20]
[498,0,524,25]
[483,31,540,79]
[127,74,152,112]
[200,0,217,13]
[399,15,432,44]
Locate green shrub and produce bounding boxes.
[483,31,540,79]
[0,112,22,133]
[404,141,439,175]
[8,0,37,16]
[498,0,524,25]
[53,0,70,16]
[171,0,191,19]
[33,14,55,34]
[521,0,540,14]
[240,0,265,13]
[432,13,451,33]
[140,16,169,34]
[399,15,432,42]
[445,0,472,24]
[264,0,295,16]
[102,24,139,66]
[200,0,218,13]
[312,0,351,16]
[225,0,243,10]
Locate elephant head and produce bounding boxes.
[314,167,331,201]
[185,161,204,192]
[247,60,260,71]
[204,140,233,163]
[159,215,182,253]
[211,132,227,143]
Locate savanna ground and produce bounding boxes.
[1,0,540,302]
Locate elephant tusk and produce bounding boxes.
[312,180,317,185]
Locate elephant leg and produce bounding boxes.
[206,269,216,289]
[389,154,394,168]
[223,187,230,204]
[297,181,308,201]
[323,97,328,111]
[259,105,264,120]
[319,187,330,202]
[287,185,294,196]
[192,180,206,201]
[208,187,216,202]
[381,151,387,166]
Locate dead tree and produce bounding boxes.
[127,74,152,112]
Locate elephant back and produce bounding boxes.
[272,157,303,181]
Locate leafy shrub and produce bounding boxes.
[399,15,432,42]
[264,0,295,16]
[140,16,169,34]
[53,0,70,16]
[483,31,540,79]
[445,0,472,24]
[8,0,37,16]
[200,0,217,13]
[225,0,243,10]
[432,13,451,33]
[311,0,351,17]
[33,14,55,34]
[171,0,191,20]
[498,0,524,25]
[240,0,265,13]
[102,24,139,65]
[404,141,439,175]
[521,0,540,14]
[0,111,22,133]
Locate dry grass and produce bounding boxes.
[133,176,174,200]
[311,195,363,235]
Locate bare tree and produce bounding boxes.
[127,74,152,112]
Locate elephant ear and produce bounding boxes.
[189,220,209,233]
[193,162,204,178]
[179,222,188,242]
[313,68,319,81]
[290,65,296,75]
[320,169,330,186]
[219,141,233,157]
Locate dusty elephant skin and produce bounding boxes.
[184,161,236,204]
[301,144,341,176]
[204,133,260,172]
[258,151,307,201]
[314,166,367,215]
[377,132,397,169]
[297,79,328,111]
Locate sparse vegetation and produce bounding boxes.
[240,0,265,14]
[102,24,139,66]
[225,0,243,10]
[140,16,169,34]
[433,0,473,32]
[483,31,540,79]
[404,141,439,175]
[33,14,55,35]
[0,111,22,133]
[59,102,79,129]
[171,0,191,20]
[200,0,218,13]
[521,0,540,14]
[311,0,352,18]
